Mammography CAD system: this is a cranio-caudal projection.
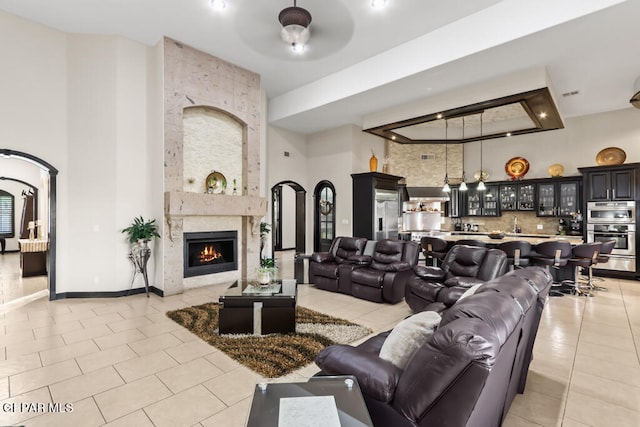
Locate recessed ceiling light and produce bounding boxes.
[391,135,396,140]
[436,113,443,119]
[371,0,388,9]
[539,112,547,119]
[210,0,226,10]
[506,132,512,137]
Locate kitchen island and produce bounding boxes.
[400,230,583,246]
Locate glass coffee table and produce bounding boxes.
[246,375,373,427]
[218,279,297,335]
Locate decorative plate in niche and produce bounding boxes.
[205,171,227,194]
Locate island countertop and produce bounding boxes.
[401,230,583,246]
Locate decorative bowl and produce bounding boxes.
[488,232,505,239]
[596,147,626,166]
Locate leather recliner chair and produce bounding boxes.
[346,239,420,303]
[405,244,507,313]
[309,236,367,293]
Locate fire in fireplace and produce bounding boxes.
[184,231,237,278]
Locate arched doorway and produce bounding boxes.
[313,180,336,252]
[271,181,305,282]
[0,149,58,301]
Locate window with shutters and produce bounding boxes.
[0,190,15,238]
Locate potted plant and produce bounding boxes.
[122,216,161,249]
[258,257,278,285]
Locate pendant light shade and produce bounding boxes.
[279,1,312,53]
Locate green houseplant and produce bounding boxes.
[122,216,161,245]
[258,257,278,285]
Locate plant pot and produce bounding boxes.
[258,270,271,285]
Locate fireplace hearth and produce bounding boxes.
[184,231,238,278]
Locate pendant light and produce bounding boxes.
[459,116,468,191]
[477,112,486,191]
[442,119,450,193]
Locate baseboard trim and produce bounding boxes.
[54,286,164,300]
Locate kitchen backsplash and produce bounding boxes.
[443,211,565,235]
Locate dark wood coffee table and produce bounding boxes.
[218,279,297,335]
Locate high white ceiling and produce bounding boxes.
[1,0,638,135]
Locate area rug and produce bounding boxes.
[166,303,373,378]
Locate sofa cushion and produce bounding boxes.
[379,311,442,369]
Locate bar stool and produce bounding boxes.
[455,239,486,248]
[497,241,532,271]
[563,242,602,297]
[590,239,616,291]
[420,236,449,267]
[530,241,573,297]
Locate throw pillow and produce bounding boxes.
[379,311,442,369]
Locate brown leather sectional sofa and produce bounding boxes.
[315,267,552,427]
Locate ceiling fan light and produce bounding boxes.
[210,0,226,10]
[279,3,312,51]
[371,0,388,9]
[630,90,640,109]
[280,24,310,50]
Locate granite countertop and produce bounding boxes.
[444,232,583,245]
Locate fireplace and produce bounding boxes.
[184,231,238,278]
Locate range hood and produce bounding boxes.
[403,186,449,201]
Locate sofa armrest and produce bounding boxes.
[380,261,411,272]
[345,255,372,266]
[414,265,446,280]
[444,276,487,288]
[315,345,402,403]
[311,252,334,263]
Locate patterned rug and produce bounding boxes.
[166,303,372,378]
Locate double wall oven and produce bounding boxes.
[586,201,636,272]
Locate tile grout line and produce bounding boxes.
[559,290,589,425]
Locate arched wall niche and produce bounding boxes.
[182,106,246,194]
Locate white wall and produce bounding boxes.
[463,107,640,182]
[266,126,308,255]
[0,11,160,295]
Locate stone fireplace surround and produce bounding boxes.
[162,38,267,296]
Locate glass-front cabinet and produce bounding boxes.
[499,183,535,211]
[465,184,500,217]
[537,179,580,217]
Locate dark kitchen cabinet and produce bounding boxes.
[351,172,403,240]
[464,184,500,217]
[537,178,580,217]
[584,168,635,201]
[499,182,535,211]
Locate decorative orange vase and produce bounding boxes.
[369,153,378,172]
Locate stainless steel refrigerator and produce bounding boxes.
[374,189,399,240]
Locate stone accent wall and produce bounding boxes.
[162,37,266,296]
[183,107,243,194]
[387,141,463,186]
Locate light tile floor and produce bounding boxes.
[0,253,48,304]
[0,275,639,426]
